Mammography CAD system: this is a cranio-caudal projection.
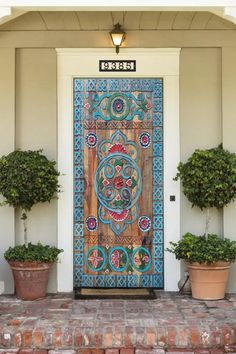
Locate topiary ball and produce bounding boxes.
[0,150,60,212]
[175,145,236,209]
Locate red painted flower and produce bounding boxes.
[141,135,149,145]
[109,210,129,221]
[146,101,153,110]
[88,250,103,269]
[142,255,149,263]
[134,253,141,266]
[113,176,124,189]
[84,102,91,110]
[111,250,120,269]
[141,219,149,229]
[108,143,128,154]
[115,165,122,173]
[88,136,95,144]
[126,178,132,187]
[103,179,110,186]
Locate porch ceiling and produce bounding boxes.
[0,10,236,31]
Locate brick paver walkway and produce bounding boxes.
[0,292,236,353]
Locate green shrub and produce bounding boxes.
[174,145,236,209]
[167,233,236,264]
[0,150,61,252]
[0,150,60,212]
[167,145,236,266]
[4,243,63,263]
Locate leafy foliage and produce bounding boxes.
[174,145,236,209]
[0,150,62,259]
[167,233,236,264]
[4,243,63,263]
[0,150,60,212]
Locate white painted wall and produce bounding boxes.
[179,48,223,279]
[180,48,223,238]
[15,49,58,292]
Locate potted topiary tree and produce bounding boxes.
[167,144,236,300]
[0,150,63,300]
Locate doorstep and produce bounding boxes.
[0,292,236,353]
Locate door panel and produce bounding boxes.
[73,78,164,288]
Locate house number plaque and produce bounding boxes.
[99,60,136,72]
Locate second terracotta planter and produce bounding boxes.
[9,261,52,301]
[188,261,231,300]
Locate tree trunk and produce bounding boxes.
[205,207,210,239]
[21,211,28,247]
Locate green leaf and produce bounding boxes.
[131,177,137,188]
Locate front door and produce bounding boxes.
[73,78,164,288]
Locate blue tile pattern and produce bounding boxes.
[73,78,164,289]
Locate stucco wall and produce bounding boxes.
[15,49,58,292]
[180,48,223,238]
[1,41,236,292]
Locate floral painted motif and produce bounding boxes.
[86,132,98,148]
[86,216,98,231]
[111,249,120,269]
[108,246,133,273]
[132,247,152,272]
[139,132,151,148]
[138,216,151,232]
[86,246,106,272]
[112,98,125,113]
[113,176,125,189]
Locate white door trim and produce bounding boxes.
[56,48,181,292]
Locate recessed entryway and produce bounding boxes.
[56,48,180,292]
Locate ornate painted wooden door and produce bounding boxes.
[73,78,164,288]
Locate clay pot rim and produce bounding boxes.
[187,261,231,269]
[8,261,53,270]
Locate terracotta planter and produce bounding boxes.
[188,262,231,300]
[9,261,52,301]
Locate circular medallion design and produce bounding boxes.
[113,98,124,113]
[108,93,130,121]
[86,216,98,231]
[139,132,151,148]
[109,246,129,272]
[86,132,98,148]
[94,153,142,213]
[86,246,106,272]
[138,216,151,232]
[132,247,152,273]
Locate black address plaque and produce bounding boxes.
[99,60,136,72]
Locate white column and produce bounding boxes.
[0,48,15,293]
[164,75,180,291]
[222,47,236,292]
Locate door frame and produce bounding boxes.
[56,48,181,292]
